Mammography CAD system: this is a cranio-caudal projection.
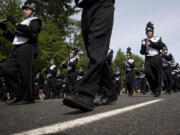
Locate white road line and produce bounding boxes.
[13,99,163,135]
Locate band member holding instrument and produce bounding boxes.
[124,48,135,96]
[43,56,58,99]
[113,66,121,95]
[61,50,78,95]
[0,0,41,105]
[140,22,166,97]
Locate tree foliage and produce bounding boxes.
[35,21,69,73]
[38,0,78,36]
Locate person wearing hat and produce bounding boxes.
[140,22,166,97]
[0,0,41,104]
[161,47,174,94]
[124,49,135,96]
[61,51,78,95]
[43,57,58,99]
[113,66,121,95]
[64,0,117,110]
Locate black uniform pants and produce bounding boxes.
[67,71,77,94]
[2,44,35,101]
[114,80,121,95]
[163,66,172,93]
[46,77,57,98]
[126,71,134,95]
[145,55,162,95]
[78,0,116,98]
[140,78,147,94]
[56,79,63,96]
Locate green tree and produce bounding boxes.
[38,0,78,36]
[66,19,89,70]
[131,54,144,70]
[35,21,69,73]
[0,0,21,17]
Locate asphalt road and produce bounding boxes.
[0,93,180,135]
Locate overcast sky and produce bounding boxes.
[73,0,180,62]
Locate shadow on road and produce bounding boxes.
[63,110,87,115]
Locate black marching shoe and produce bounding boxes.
[95,95,117,106]
[6,97,20,105]
[63,94,95,112]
